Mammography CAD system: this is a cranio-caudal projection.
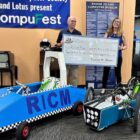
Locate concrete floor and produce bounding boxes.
[1,111,140,140]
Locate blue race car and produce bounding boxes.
[0,81,85,140]
[0,50,86,140]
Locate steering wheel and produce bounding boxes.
[16,81,30,95]
[113,85,133,99]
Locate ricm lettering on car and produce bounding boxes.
[26,89,71,115]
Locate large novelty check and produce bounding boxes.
[63,34,119,66]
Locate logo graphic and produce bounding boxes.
[65,38,73,43]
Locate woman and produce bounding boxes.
[102,17,127,90]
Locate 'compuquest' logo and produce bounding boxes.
[0,14,62,26]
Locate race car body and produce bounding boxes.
[0,82,86,133]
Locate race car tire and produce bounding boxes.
[127,77,138,91]
[73,101,83,115]
[16,122,30,140]
[133,93,140,132]
[84,87,95,103]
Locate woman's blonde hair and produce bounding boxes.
[107,17,123,37]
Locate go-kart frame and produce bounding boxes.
[84,77,140,132]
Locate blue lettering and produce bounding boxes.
[48,92,58,108]
[41,94,46,110]
[26,96,41,114]
[26,89,72,115]
[60,89,71,106]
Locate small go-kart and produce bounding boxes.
[0,79,85,140]
[0,50,86,140]
[84,77,140,132]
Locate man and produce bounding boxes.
[56,16,82,86]
[56,16,81,47]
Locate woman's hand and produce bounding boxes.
[119,45,127,50]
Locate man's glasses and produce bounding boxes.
[71,20,76,22]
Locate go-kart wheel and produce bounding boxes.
[73,101,83,115]
[84,87,95,103]
[133,93,140,132]
[127,77,139,99]
[16,122,30,140]
[127,77,138,90]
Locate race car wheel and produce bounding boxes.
[73,101,83,115]
[133,93,140,132]
[16,122,30,140]
[127,77,138,98]
[127,77,138,91]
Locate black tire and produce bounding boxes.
[84,87,95,103]
[73,101,83,115]
[133,93,140,132]
[127,77,139,98]
[16,122,30,140]
[127,77,138,90]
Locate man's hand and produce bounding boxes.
[56,39,64,47]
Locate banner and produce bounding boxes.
[63,34,119,66]
[0,0,70,29]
